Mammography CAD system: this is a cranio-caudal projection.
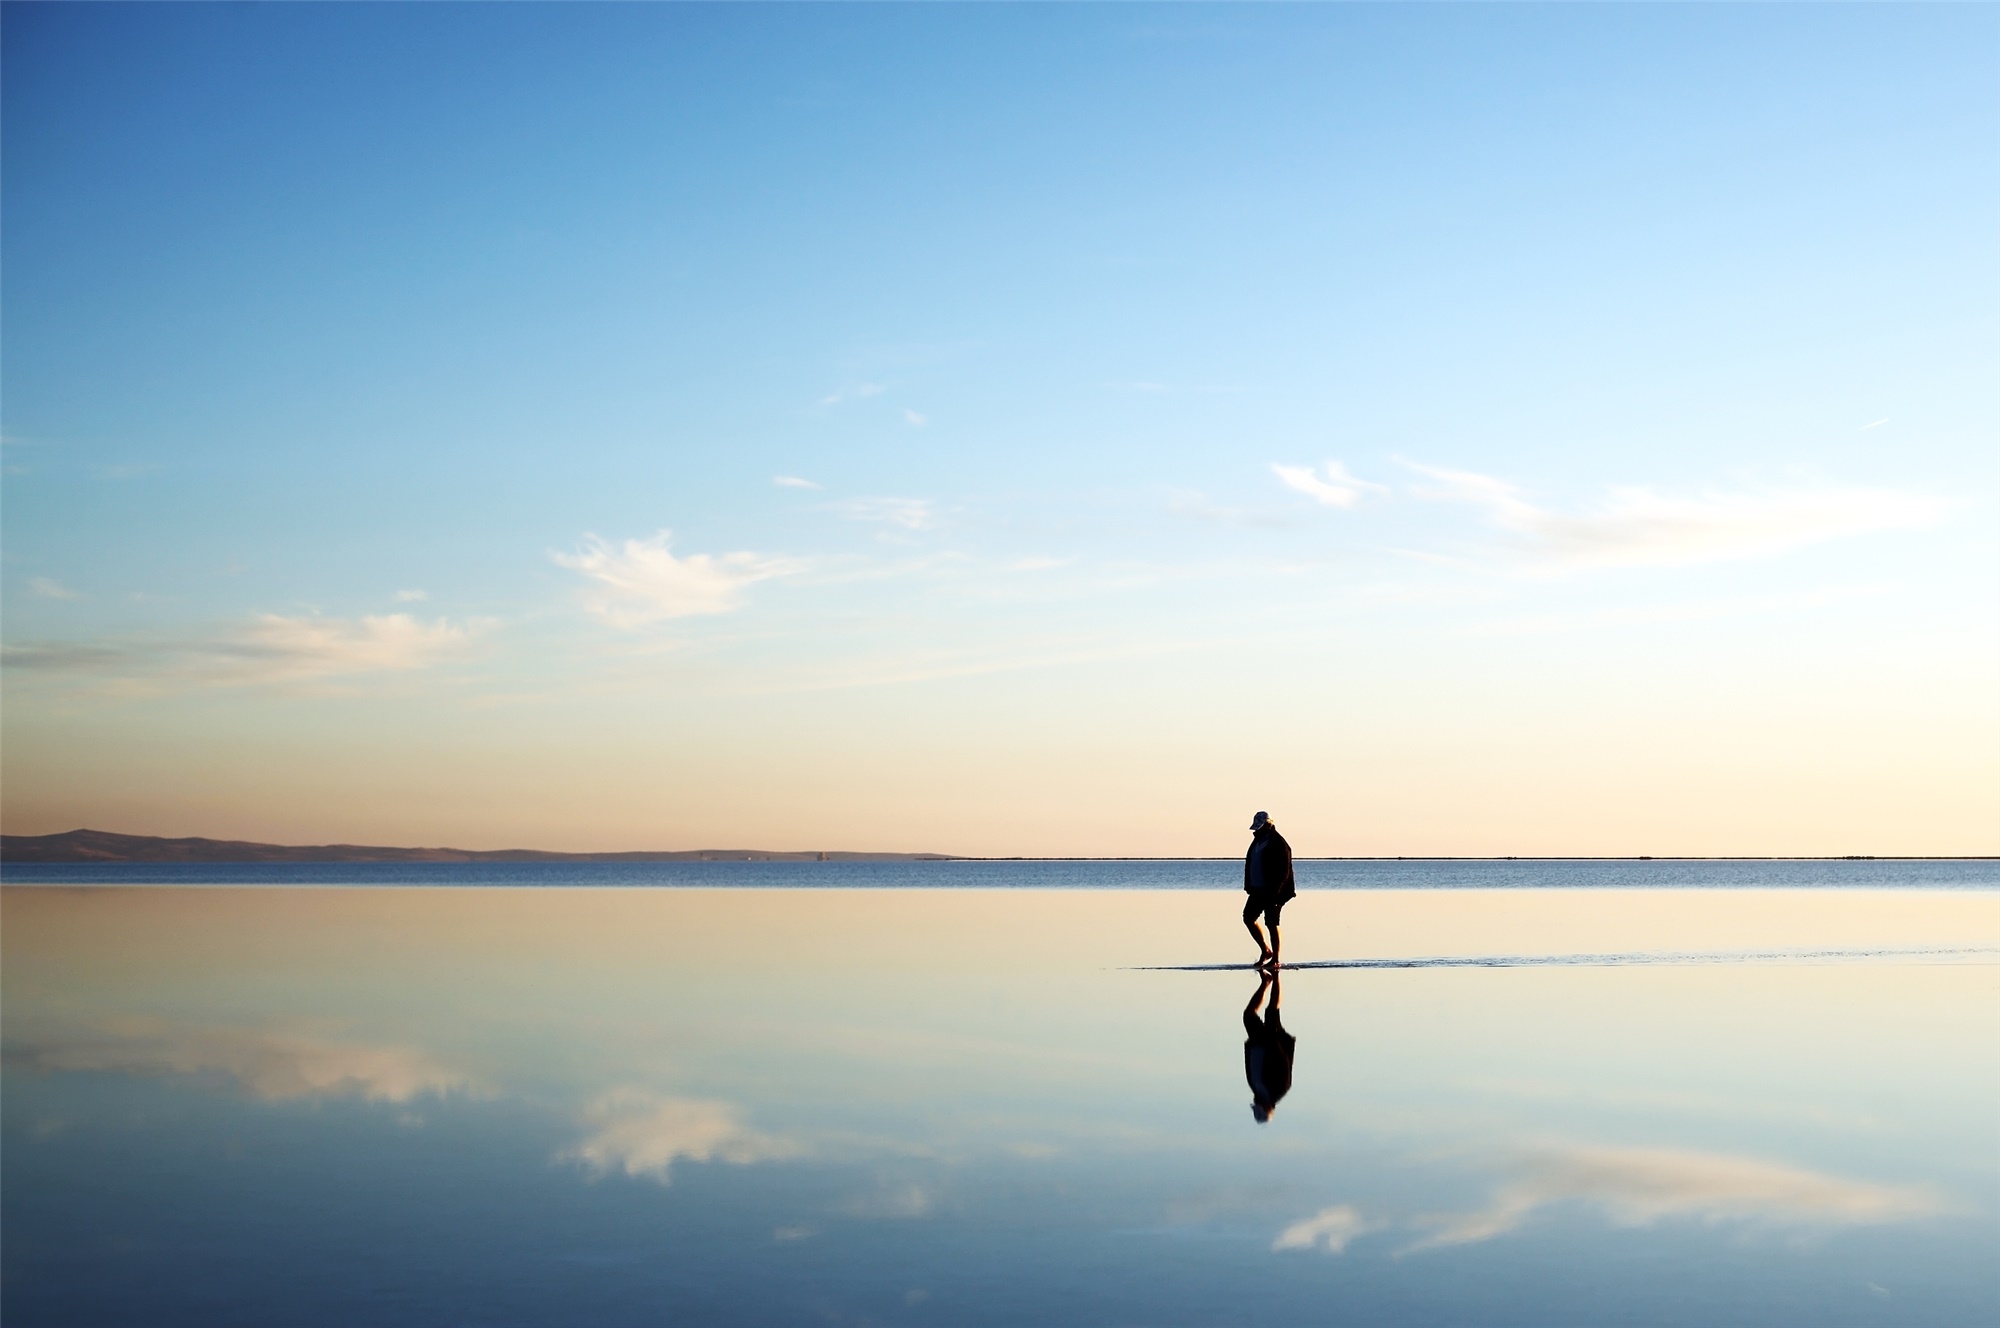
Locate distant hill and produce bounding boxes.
[0,829,959,864]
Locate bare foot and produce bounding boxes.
[1256,952,1275,968]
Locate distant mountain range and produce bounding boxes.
[0,829,959,864]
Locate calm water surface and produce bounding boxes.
[5,856,1996,887]
[4,877,1995,1326]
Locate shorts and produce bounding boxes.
[1243,890,1288,929]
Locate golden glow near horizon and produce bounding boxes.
[5,632,1996,856]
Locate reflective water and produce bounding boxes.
[4,885,1996,1326]
[7,857,1997,887]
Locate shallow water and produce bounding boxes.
[4,885,1996,1326]
[4,856,1997,888]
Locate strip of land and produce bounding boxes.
[0,829,957,864]
[3,829,1984,865]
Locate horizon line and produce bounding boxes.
[1,829,1992,866]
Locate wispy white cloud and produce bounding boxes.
[2,434,39,473]
[1860,418,1889,431]
[773,475,821,490]
[1102,379,1248,395]
[28,576,83,600]
[819,382,886,406]
[1009,556,1066,572]
[232,614,472,681]
[831,497,937,531]
[1406,463,1949,570]
[903,409,929,427]
[1462,580,1895,638]
[1,613,475,687]
[94,462,162,481]
[725,631,1217,697]
[12,1020,472,1103]
[554,531,802,627]
[1274,1205,1378,1253]
[561,1089,802,1184]
[1405,1144,1943,1253]
[393,588,428,602]
[1166,489,1291,528]
[1272,460,1387,509]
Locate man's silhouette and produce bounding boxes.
[1243,968,1295,1123]
[1242,811,1295,968]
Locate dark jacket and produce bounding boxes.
[1244,824,1295,900]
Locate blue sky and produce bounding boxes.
[4,5,1995,854]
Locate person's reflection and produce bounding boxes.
[1243,969,1295,1123]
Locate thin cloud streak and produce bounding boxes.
[93,462,161,481]
[819,382,885,406]
[1461,580,1895,638]
[830,497,937,531]
[1165,489,1294,528]
[1406,463,1949,570]
[720,632,1222,698]
[773,475,821,489]
[0,613,475,687]
[28,576,83,600]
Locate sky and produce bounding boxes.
[3,4,1995,857]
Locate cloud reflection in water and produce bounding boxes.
[1272,1144,1944,1256]
[4,884,1990,1327]
[1276,1144,1944,1258]
[1408,1143,1945,1253]
[9,1020,472,1103]
[561,1088,803,1184]
[1273,1205,1378,1253]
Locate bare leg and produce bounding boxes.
[1268,923,1281,969]
[1245,918,1273,966]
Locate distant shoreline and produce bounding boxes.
[2,830,1991,865]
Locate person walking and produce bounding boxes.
[1243,810,1295,968]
